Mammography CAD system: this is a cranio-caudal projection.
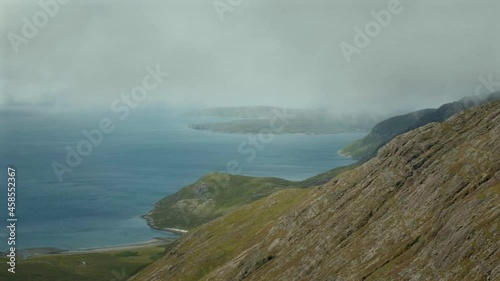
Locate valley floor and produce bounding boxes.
[0,241,175,281]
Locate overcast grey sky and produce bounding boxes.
[1,0,498,113]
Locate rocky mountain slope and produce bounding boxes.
[341,91,500,160]
[132,100,500,281]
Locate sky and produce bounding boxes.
[0,0,498,113]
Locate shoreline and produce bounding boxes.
[15,237,176,259]
[188,126,368,135]
[63,237,175,255]
[141,213,189,235]
[13,215,189,259]
[337,149,354,159]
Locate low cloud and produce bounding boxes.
[0,0,498,113]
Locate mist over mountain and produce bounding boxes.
[341,91,500,159]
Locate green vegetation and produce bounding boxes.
[340,92,500,160]
[339,134,386,160]
[186,106,380,134]
[299,164,357,186]
[145,165,358,231]
[189,118,369,134]
[133,188,313,281]
[115,251,139,257]
[339,109,435,159]
[184,106,280,118]
[0,244,169,281]
[145,173,300,230]
[133,100,500,281]
[0,165,356,281]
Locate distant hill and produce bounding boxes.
[184,106,281,118]
[132,100,500,281]
[340,91,500,160]
[186,106,383,134]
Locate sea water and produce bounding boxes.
[0,108,365,250]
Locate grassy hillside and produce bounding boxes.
[145,165,357,231]
[338,134,386,160]
[298,164,356,186]
[0,244,170,281]
[144,173,300,230]
[132,188,313,281]
[0,164,356,281]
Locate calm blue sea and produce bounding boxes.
[0,108,365,251]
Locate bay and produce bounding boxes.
[0,108,365,250]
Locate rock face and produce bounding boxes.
[132,101,500,281]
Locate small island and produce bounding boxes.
[186,106,381,134]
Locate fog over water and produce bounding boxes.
[1,0,498,113]
[0,110,364,250]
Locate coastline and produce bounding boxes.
[163,227,188,235]
[16,237,176,259]
[13,214,189,259]
[14,142,349,260]
[63,237,175,255]
[188,126,366,135]
[141,213,189,235]
[337,149,353,159]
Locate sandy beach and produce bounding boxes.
[16,222,189,259]
[63,237,176,255]
[17,236,178,258]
